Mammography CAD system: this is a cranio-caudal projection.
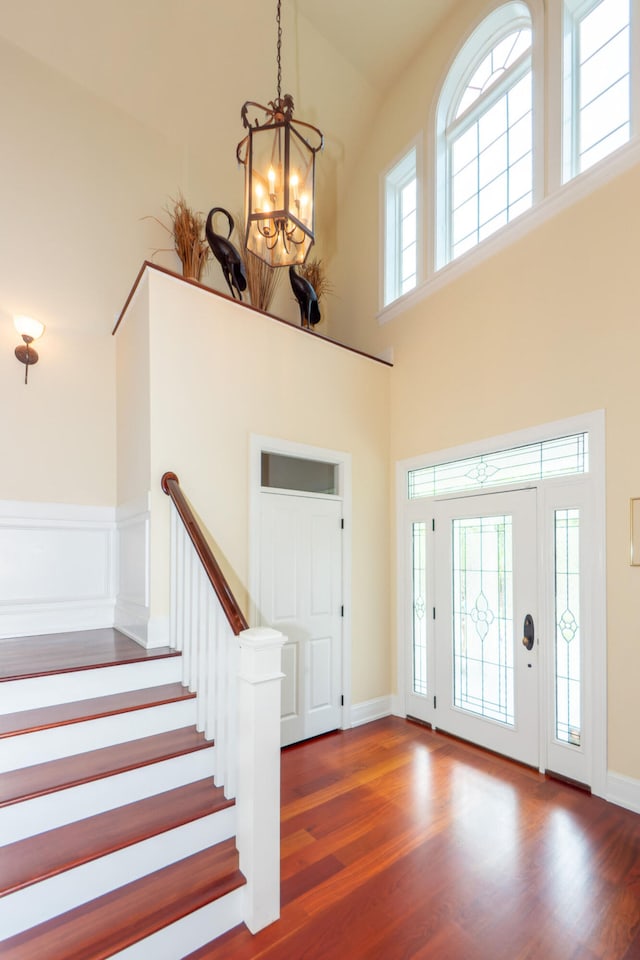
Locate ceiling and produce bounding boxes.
[295,0,458,90]
[0,1,460,124]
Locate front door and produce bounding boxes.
[408,489,539,767]
[434,490,538,766]
[257,492,343,747]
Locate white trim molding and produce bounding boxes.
[0,500,116,640]
[606,771,640,815]
[350,696,393,728]
[115,494,152,648]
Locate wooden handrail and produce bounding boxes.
[161,472,249,636]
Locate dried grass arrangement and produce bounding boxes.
[148,193,210,281]
[234,214,283,313]
[298,257,332,303]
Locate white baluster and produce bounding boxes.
[188,544,199,692]
[182,541,194,689]
[205,591,216,742]
[196,566,208,733]
[225,633,239,799]
[175,523,186,654]
[170,505,178,650]
[214,604,227,788]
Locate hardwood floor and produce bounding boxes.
[190,717,640,960]
[0,628,177,680]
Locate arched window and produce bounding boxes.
[436,3,535,268]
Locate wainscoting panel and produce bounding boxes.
[115,494,154,648]
[0,500,116,640]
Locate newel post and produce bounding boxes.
[236,626,285,934]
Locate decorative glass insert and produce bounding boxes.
[452,515,514,725]
[384,147,417,306]
[456,29,533,118]
[412,522,427,696]
[576,0,630,174]
[555,509,581,746]
[449,29,532,261]
[261,453,338,494]
[408,432,588,500]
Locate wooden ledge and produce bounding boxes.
[113,261,393,367]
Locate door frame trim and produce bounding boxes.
[396,410,606,797]
[249,434,352,731]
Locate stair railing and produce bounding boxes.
[161,471,284,933]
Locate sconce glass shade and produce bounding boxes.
[14,315,45,341]
[238,97,323,268]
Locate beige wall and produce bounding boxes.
[115,282,151,507]
[0,7,378,506]
[0,37,187,505]
[115,268,392,706]
[329,0,640,780]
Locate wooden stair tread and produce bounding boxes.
[0,778,233,897]
[0,726,213,807]
[0,628,178,682]
[0,683,196,738]
[0,839,246,960]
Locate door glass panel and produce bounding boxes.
[554,509,581,746]
[452,515,514,725]
[412,522,427,695]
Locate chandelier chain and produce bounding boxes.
[276,0,282,101]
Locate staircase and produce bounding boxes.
[0,629,247,959]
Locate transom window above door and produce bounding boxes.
[261,452,339,496]
[408,432,588,499]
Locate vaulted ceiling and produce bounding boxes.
[0,0,459,152]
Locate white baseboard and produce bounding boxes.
[350,695,393,728]
[0,600,115,641]
[117,615,170,650]
[390,694,404,717]
[606,771,640,815]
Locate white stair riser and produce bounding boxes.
[0,658,182,714]
[0,701,198,772]
[0,748,216,844]
[0,806,236,940]
[110,886,245,960]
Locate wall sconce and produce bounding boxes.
[14,315,45,384]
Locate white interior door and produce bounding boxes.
[257,492,343,747]
[434,490,538,766]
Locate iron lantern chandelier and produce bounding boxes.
[236,0,324,268]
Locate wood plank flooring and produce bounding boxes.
[190,718,640,960]
[0,629,177,681]
[0,727,212,807]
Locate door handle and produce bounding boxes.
[522,614,535,651]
